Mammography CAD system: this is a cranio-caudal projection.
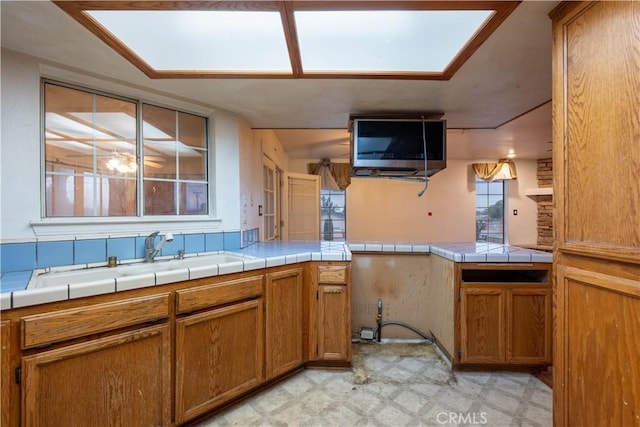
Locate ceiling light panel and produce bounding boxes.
[294,10,494,73]
[87,10,291,72]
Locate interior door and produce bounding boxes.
[262,156,280,241]
[551,2,640,426]
[282,172,320,241]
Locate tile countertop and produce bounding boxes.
[348,241,553,263]
[0,241,551,310]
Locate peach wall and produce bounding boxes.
[346,160,477,242]
[289,158,538,244]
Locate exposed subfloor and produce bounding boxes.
[195,342,552,427]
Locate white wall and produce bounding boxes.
[0,48,244,241]
[238,118,262,231]
[289,158,538,243]
[254,129,289,171]
[0,50,42,240]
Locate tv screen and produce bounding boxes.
[352,119,446,172]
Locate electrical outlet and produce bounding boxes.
[360,327,374,340]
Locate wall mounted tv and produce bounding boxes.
[350,118,447,177]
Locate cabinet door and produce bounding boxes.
[507,288,551,364]
[1,320,12,427]
[22,324,171,427]
[551,1,640,425]
[317,285,351,361]
[265,268,303,379]
[459,288,505,363]
[175,299,264,424]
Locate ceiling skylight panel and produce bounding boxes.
[87,10,291,72]
[294,10,494,73]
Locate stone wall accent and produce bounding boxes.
[537,158,553,248]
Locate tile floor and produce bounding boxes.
[195,342,552,427]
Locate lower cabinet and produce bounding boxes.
[317,285,351,361]
[309,263,352,363]
[265,268,303,379]
[175,299,264,424]
[459,288,505,363]
[21,324,171,426]
[459,286,551,365]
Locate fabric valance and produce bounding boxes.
[307,159,351,191]
[472,159,517,181]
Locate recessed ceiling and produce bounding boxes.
[54,1,519,80]
[1,0,558,160]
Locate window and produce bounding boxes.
[43,81,208,217]
[320,189,346,242]
[475,177,504,243]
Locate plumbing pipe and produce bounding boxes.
[376,299,383,343]
[374,320,435,342]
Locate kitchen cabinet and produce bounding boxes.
[1,262,353,426]
[1,320,11,427]
[265,268,303,379]
[18,294,172,426]
[309,263,352,363]
[457,264,551,365]
[551,2,640,425]
[174,276,264,424]
[22,324,171,426]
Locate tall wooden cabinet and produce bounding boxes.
[550,2,640,425]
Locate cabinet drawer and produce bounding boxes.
[318,265,348,284]
[176,276,263,314]
[21,293,170,349]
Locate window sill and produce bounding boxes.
[30,217,223,239]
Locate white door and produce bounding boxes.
[282,172,320,241]
[262,156,280,241]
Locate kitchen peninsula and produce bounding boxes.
[0,241,551,426]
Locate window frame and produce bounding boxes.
[475,176,506,244]
[320,188,346,242]
[40,79,210,221]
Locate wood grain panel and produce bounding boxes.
[459,288,504,363]
[508,289,551,364]
[175,299,264,424]
[175,275,263,313]
[565,274,640,426]
[22,324,171,427]
[562,0,640,260]
[317,265,347,284]
[317,285,351,361]
[21,293,170,349]
[1,321,11,427]
[265,268,303,379]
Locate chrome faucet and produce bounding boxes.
[144,231,174,262]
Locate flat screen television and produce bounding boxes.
[351,118,447,177]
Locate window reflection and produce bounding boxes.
[43,81,208,218]
[44,83,137,216]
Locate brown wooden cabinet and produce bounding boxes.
[1,262,353,426]
[1,320,12,427]
[174,275,264,424]
[265,268,303,379]
[21,324,171,426]
[551,2,640,425]
[309,263,352,363]
[460,287,505,363]
[457,264,551,366]
[175,299,264,424]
